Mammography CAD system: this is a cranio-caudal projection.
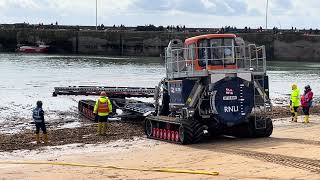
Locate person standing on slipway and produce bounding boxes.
[301,85,314,123]
[32,101,48,144]
[94,91,112,135]
[290,84,300,122]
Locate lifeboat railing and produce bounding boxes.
[165,44,266,79]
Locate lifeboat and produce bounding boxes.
[17,43,49,53]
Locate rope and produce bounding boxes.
[0,161,219,176]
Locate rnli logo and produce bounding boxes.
[225,88,234,95]
[224,106,239,113]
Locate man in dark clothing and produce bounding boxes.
[32,101,48,144]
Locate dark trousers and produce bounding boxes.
[291,106,299,116]
[302,106,310,116]
[98,115,109,122]
[35,122,47,134]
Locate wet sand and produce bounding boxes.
[0,122,144,152]
[0,115,320,179]
[0,106,319,152]
[0,107,320,179]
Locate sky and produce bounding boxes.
[0,0,319,29]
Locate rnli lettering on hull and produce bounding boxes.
[224,106,239,113]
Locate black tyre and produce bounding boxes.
[179,119,204,144]
[144,119,153,137]
[263,118,273,137]
[192,121,205,143]
[232,117,273,138]
[231,121,255,138]
[179,124,193,144]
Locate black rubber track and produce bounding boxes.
[144,118,153,137]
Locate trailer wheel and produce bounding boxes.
[145,119,153,137]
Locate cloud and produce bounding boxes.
[132,0,250,16]
[0,0,320,28]
[247,8,261,16]
[134,0,171,11]
[273,0,293,9]
[0,0,136,25]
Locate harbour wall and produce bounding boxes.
[1,29,320,61]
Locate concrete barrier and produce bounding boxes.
[0,28,319,61]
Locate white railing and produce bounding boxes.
[165,44,266,79]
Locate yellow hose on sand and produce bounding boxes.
[0,161,219,176]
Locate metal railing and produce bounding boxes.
[165,44,266,79]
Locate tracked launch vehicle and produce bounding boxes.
[53,33,272,144]
[145,34,273,144]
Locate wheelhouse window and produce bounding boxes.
[198,38,235,67]
[188,43,196,60]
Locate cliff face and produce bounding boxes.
[1,29,320,61]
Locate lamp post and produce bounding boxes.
[96,0,98,30]
[265,0,269,30]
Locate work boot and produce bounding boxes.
[97,122,103,135]
[293,112,298,122]
[36,133,40,144]
[43,133,48,144]
[304,115,310,123]
[101,123,107,135]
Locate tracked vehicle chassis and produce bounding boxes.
[145,116,205,144]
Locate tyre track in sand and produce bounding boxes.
[218,148,320,173]
[274,137,320,146]
[261,137,320,146]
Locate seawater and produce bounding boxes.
[0,53,319,131]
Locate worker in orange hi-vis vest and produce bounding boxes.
[93,91,112,135]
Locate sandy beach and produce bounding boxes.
[0,114,320,180]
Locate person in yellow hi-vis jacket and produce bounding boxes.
[290,84,300,122]
[93,91,112,135]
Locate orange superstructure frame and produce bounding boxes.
[184,34,237,71]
